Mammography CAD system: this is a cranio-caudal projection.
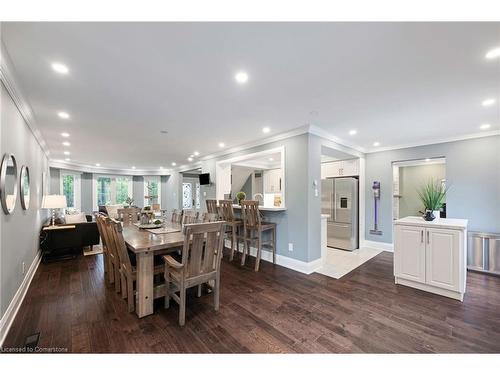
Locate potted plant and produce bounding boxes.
[417,179,449,221]
[125,196,134,207]
[236,191,246,205]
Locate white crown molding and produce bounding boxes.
[0,41,50,158]
[49,159,174,176]
[366,130,500,154]
[308,124,367,156]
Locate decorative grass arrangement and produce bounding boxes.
[236,191,246,204]
[417,179,449,211]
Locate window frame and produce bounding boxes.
[60,171,81,211]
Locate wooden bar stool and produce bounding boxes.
[218,200,243,261]
[240,200,276,272]
[206,199,219,217]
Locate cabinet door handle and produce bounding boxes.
[427,230,430,244]
[421,230,423,243]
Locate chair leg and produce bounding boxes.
[241,229,248,266]
[272,227,276,265]
[214,274,220,311]
[164,269,170,308]
[120,271,127,299]
[255,231,262,272]
[197,284,202,297]
[230,225,236,261]
[127,277,134,313]
[179,282,186,326]
[107,258,115,285]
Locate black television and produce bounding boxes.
[199,173,210,185]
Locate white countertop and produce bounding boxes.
[394,216,468,230]
[232,204,286,212]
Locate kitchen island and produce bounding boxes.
[394,216,468,301]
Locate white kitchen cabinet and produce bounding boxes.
[263,168,282,193]
[394,216,467,301]
[321,159,359,179]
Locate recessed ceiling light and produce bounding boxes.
[480,123,491,130]
[187,157,193,162]
[349,130,357,136]
[235,71,249,84]
[373,142,380,147]
[171,162,176,166]
[65,158,70,161]
[58,111,70,119]
[95,163,101,167]
[51,62,69,74]
[61,132,70,137]
[132,166,136,170]
[269,157,274,161]
[425,158,431,162]
[482,98,496,107]
[63,151,70,155]
[485,47,500,60]
[193,151,200,156]
[218,142,225,148]
[62,141,71,146]
[262,127,271,133]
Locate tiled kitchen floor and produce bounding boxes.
[316,246,383,279]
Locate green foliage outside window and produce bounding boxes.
[62,174,74,208]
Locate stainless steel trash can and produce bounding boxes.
[468,231,500,276]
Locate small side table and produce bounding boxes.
[40,225,78,262]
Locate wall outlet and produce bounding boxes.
[22,261,26,275]
[288,243,294,252]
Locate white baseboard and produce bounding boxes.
[0,251,41,347]
[224,240,322,275]
[361,240,394,252]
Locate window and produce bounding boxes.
[195,182,201,209]
[144,176,161,207]
[60,172,81,210]
[182,182,192,209]
[94,175,132,209]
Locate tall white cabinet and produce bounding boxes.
[394,216,468,301]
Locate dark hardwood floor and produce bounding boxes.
[3,250,500,353]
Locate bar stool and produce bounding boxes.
[206,199,219,217]
[218,200,243,261]
[240,200,276,272]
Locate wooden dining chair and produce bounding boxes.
[182,209,198,224]
[219,200,243,261]
[107,218,165,312]
[96,214,112,284]
[97,215,121,292]
[117,207,140,226]
[171,209,182,223]
[163,222,225,326]
[206,199,218,216]
[240,200,277,272]
[202,212,219,222]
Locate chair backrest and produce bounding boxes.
[171,209,181,223]
[206,199,218,215]
[182,210,198,224]
[218,200,235,222]
[240,200,261,229]
[107,219,133,273]
[117,207,140,226]
[152,203,160,212]
[181,222,224,279]
[201,212,219,222]
[95,214,109,252]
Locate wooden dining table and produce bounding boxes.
[122,223,185,318]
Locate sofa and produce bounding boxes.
[40,214,100,262]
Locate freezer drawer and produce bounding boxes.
[327,222,357,251]
[467,231,500,276]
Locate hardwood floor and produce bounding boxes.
[3,250,500,353]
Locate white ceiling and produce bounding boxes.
[2,22,499,170]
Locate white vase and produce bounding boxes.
[433,210,441,219]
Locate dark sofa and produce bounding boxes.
[40,215,100,262]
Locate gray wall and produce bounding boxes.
[365,135,500,243]
[81,172,93,213]
[399,163,446,218]
[1,82,49,318]
[132,176,144,208]
[49,167,60,194]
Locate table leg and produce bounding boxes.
[136,251,154,318]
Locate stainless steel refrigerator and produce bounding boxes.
[321,177,359,251]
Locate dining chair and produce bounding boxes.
[107,218,165,312]
[117,207,140,226]
[97,215,121,292]
[202,212,219,222]
[206,199,218,216]
[171,209,182,223]
[182,209,198,224]
[163,221,225,326]
[95,214,112,284]
[219,200,243,261]
[240,200,277,271]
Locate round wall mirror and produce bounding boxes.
[0,153,18,214]
[20,165,30,210]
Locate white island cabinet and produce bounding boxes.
[394,216,468,301]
